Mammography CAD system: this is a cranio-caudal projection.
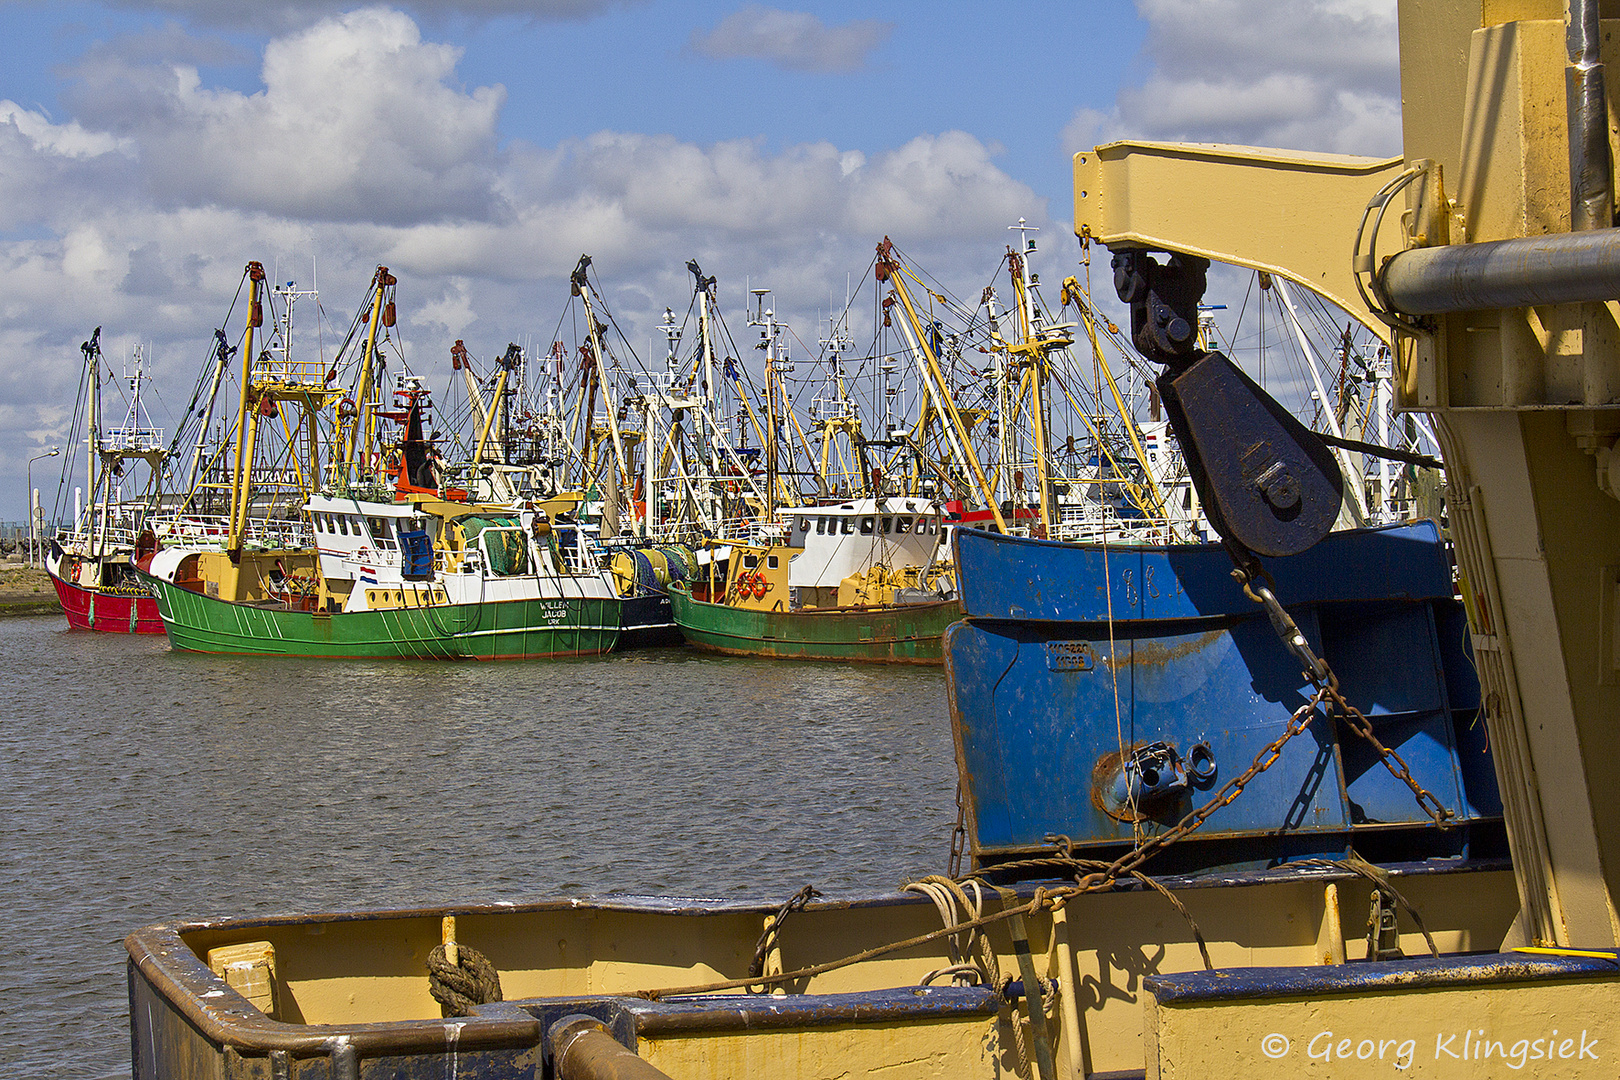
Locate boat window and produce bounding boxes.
[896,516,912,533]
[816,517,826,535]
[767,555,779,570]
[742,553,759,569]
[859,516,875,535]
[841,518,855,535]
[881,516,893,534]
[369,518,397,549]
[312,515,323,533]
[927,519,938,534]
[338,516,350,535]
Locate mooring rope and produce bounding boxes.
[426,943,503,1017]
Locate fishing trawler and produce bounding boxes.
[139,263,673,659]
[127,1,1620,1074]
[669,496,957,662]
[139,386,671,659]
[44,330,168,633]
[45,333,172,628]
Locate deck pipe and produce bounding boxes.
[1377,227,1620,315]
[548,1015,676,1080]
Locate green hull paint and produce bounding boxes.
[140,570,628,660]
[668,583,958,664]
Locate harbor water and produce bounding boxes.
[0,614,956,1079]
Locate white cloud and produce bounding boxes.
[411,277,478,336]
[688,5,893,73]
[1066,0,1402,157]
[0,102,129,159]
[65,7,506,225]
[0,7,1045,510]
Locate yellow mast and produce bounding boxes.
[474,367,511,465]
[1063,276,1172,524]
[227,262,266,555]
[878,239,1007,532]
[1005,245,1055,529]
[344,266,393,475]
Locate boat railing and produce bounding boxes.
[626,516,785,548]
[102,426,165,453]
[150,514,313,549]
[1048,506,1194,546]
[712,516,790,547]
[54,523,145,554]
[543,525,601,576]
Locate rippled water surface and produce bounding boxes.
[0,615,956,1078]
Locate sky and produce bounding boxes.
[0,0,1404,521]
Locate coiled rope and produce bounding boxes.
[426,942,503,1017]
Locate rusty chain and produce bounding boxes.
[747,884,821,984]
[643,689,1357,1001]
[1233,561,1451,828]
[948,783,967,879]
[1323,680,1454,826]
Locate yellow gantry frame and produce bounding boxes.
[226,261,346,555]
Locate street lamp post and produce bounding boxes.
[26,447,60,569]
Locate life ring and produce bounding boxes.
[752,575,768,600]
[338,397,358,421]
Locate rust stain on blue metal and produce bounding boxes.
[1100,629,1225,671]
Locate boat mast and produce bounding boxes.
[1275,277,1368,522]
[573,258,634,534]
[227,262,265,556]
[344,266,393,477]
[180,330,234,513]
[84,328,101,553]
[751,288,781,519]
[877,238,1007,531]
[693,261,719,483]
[1008,218,1056,530]
[272,280,322,497]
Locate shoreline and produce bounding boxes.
[0,566,60,618]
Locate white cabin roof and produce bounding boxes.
[307,495,419,518]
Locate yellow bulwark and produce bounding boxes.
[364,585,449,610]
[724,544,792,611]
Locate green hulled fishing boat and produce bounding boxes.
[140,478,674,660]
[668,581,956,663]
[139,566,637,660]
[670,497,957,663]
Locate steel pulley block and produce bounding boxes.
[1158,349,1343,557]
